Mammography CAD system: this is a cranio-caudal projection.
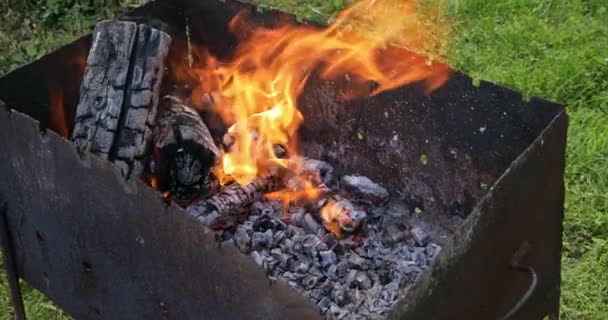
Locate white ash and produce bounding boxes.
[340,175,389,206]
[214,176,439,319]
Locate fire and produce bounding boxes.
[185,0,449,224]
[320,201,347,238]
[48,85,68,138]
[265,179,324,209]
[189,0,449,187]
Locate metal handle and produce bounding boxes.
[498,242,538,320]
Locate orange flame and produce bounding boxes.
[48,85,68,138]
[265,179,324,210]
[192,0,450,186]
[320,201,347,238]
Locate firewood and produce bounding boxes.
[187,177,278,227]
[319,195,367,236]
[72,21,171,179]
[151,96,221,204]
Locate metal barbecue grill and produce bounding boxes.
[0,1,566,319]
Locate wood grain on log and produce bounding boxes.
[187,178,277,227]
[152,96,220,203]
[72,21,171,179]
[114,24,172,177]
[72,21,136,160]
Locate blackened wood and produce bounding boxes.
[0,202,26,320]
[0,109,320,320]
[152,96,220,203]
[113,24,172,177]
[72,21,171,178]
[72,21,136,160]
[187,178,276,226]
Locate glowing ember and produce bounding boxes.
[265,179,323,209]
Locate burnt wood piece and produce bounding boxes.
[72,21,171,178]
[114,24,172,177]
[187,177,277,226]
[152,96,220,203]
[318,194,367,236]
[72,21,136,159]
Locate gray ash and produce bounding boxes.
[213,163,440,319]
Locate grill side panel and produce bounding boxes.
[0,108,320,320]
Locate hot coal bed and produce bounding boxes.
[0,1,567,320]
[197,163,441,319]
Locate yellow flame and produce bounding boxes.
[188,0,450,187]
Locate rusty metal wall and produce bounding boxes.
[388,112,566,319]
[0,108,320,319]
[0,0,567,319]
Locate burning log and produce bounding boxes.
[187,177,278,227]
[274,157,367,236]
[151,96,220,203]
[72,21,171,178]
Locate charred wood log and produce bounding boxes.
[151,96,220,204]
[319,195,367,236]
[187,177,278,227]
[279,157,367,236]
[72,21,171,178]
[114,24,172,177]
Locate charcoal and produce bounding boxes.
[251,232,266,250]
[382,282,399,301]
[303,276,321,289]
[273,230,286,245]
[329,305,349,320]
[354,272,372,290]
[345,269,358,287]
[234,227,251,252]
[386,200,410,217]
[319,250,337,268]
[295,157,334,186]
[346,252,370,270]
[209,160,439,319]
[320,197,367,234]
[417,250,429,266]
[323,233,339,250]
[318,297,332,312]
[289,209,305,227]
[292,236,304,252]
[381,225,404,245]
[264,229,274,245]
[282,271,296,281]
[304,213,322,234]
[251,251,264,267]
[340,175,389,206]
[331,285,349,306]
[270,248,283,260]
[336,261,350,278]
[295,261,310,274]
[426,243,441,259]
[410,227,430,246]
[326,264,338,279]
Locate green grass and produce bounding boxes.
[1,0,607,319]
